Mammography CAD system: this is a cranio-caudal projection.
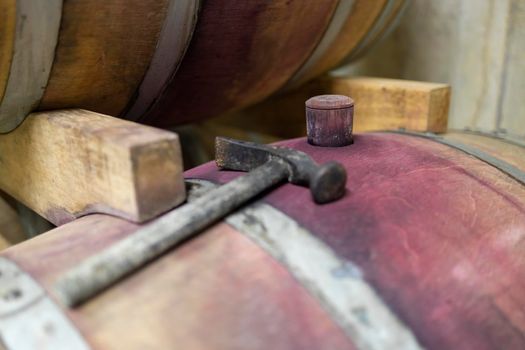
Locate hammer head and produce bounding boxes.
[215,137,347,204]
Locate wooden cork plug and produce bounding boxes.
[306,95,354,147]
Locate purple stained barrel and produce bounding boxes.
[2,131,524,349]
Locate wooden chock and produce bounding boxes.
[0,109,186,225]
[325,77,450,133]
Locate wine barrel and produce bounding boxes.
[1,131,524,349]
[0,0,405,133]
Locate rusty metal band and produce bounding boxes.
[0,257,90,350]
[284,0,356,89]
[0,0,62,133]
[341,0,407,63]
[123,0,200,121]
[388,130,525,186]
[186,179,422,350]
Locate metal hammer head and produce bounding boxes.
[215,137,347,204]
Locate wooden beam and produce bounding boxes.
[209,76,450,139]
[0,109,185,225]
[326,77,450,132]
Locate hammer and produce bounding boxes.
[54,137,347,307]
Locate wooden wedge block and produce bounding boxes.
[0,109,185,225]
[326,77,450,133]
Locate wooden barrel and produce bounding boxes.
[0,0,405,133]
[1,131,524,349]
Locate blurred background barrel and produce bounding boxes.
[0,0,407,133]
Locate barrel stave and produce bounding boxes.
[39,0,170,117]
[3,217,354,350]
[141,0,339,126]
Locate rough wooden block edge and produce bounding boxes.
[427,86,451,132]
[321,76,451,133]
[0,109,186,225]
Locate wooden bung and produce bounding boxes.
[326,77,450,132]
[306,95,354,147]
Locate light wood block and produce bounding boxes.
[0,109,185,225]
[326,77,450,132]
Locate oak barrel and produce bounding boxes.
[0,0,406,132]
[1,131,524,349]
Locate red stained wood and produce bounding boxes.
[306,95,354,147]
[186,133,525,349]
[3,216,354,350]
[143,0,338,127]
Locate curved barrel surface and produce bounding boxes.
[2,132,525,349]
[188,132,525,349]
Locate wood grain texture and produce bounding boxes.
[3,217,354,350]
[0,0,15,103]
[143,0,339,127]
[328,77,450,132]
[39,0,170,117]
[0,109,185,225]
[211,77,449,140]
[0,0,62,133]
[188,132,525,350]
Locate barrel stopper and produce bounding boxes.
[306,95,354,147]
